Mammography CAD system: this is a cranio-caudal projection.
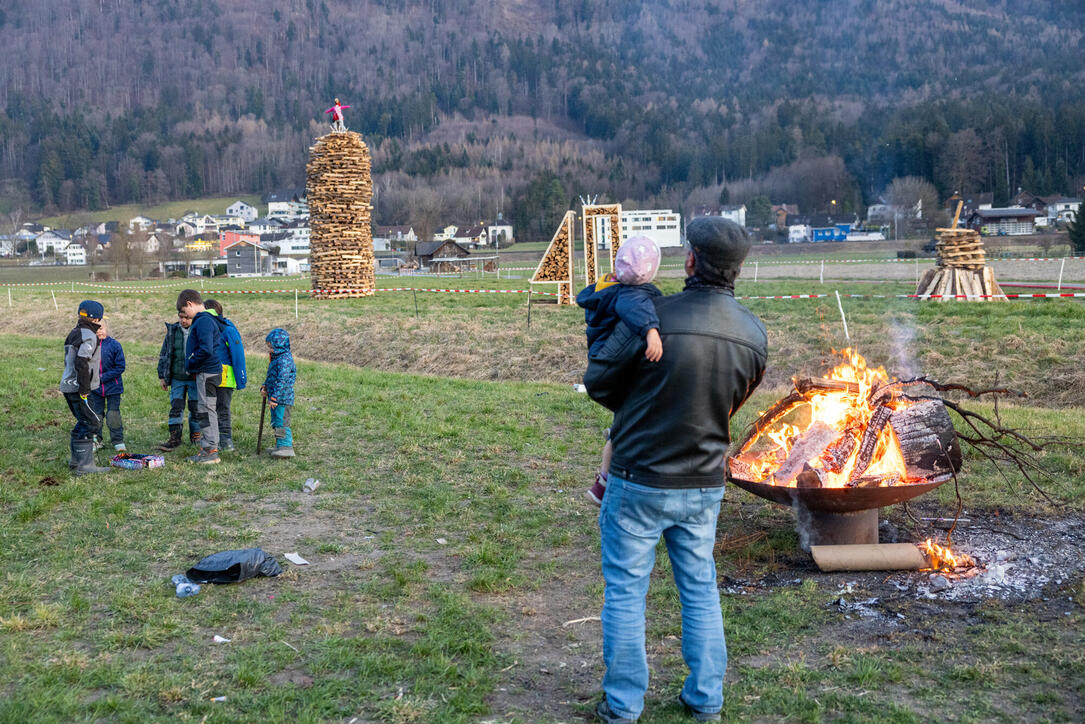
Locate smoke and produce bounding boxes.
[791,498,814,552]
[887,316,921,379]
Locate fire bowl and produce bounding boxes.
[728,474,953,549]
[727,474,951,514]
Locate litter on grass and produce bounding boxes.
[284,552,310,566]
[185,548,283,583]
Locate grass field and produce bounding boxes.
[0,265,1082,721]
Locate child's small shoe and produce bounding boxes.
[586,471,607,506]
[114,442,126,452]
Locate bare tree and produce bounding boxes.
[886,176,940,238]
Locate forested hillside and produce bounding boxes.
[1,0,1083,235]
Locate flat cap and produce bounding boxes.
[686,216,751,280]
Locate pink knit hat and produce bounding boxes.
[614,235,661,285]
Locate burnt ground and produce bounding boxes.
[477,500,1085,722]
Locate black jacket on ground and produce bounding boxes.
[583,280,767,488]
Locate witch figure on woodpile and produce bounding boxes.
[325,98,351,132]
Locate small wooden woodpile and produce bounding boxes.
[916,206,1004,301]
[531,211,575,304]
[582,204,622,283]
[306,132,375,298]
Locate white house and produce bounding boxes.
[266,190,308,219]
[788,224,811,243]
[65,243,87,265]
[433,224,458,241]
[226,200,258,222]
[247,217,287,235]
[0,235,16,257]
[1047,198,1081,224]
[487,215,513,247]
[36,230,71,254]
[128,215,155,232]
[276,219,311,255]
[618,209,683,248]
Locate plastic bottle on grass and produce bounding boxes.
[176,582,201,598]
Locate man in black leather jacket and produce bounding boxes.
[584,217,767,723]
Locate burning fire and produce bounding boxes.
[730,349,920,489]
[920,538,975,572]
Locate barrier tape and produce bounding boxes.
[503,255,1085,271]
[7,283,1081,300]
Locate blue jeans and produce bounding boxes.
[599,475,727,720]
[169,379,200,432]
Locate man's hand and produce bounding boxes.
[645,328,663,362]
[159,378,168,391]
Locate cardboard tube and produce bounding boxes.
[811,543,927,572]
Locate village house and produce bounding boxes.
[432,224,459,242]
[414,240,470,267]
[219,229,261,257]
[0,235,15,257]
[223,238,273,276]
[36,229,71,255]
[265,189,308,219]
[693,205,748,229]
[65,243,87,265]
[374,225,418,248]
[226,200,258,222]
[454,225,488,248]
[276,218,311,255]
[1046,197,1081,224]
[967,208,1039,236]
[487,214,513,247]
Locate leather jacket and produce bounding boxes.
[583,281,767,488]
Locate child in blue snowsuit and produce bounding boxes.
[89,321,127,451]
[575,235,663,505]
[261,328,296,458]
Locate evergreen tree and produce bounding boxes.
[1067,204,1085,253]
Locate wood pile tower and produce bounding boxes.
[581,203,622,285]
[307,131,375,298]
[530,211,575,304]
[916,202,1004,301]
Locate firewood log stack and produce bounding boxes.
[306,131,375,298]
[531,210,575,304]
[915,226,1005,301]
[582,204,622,281]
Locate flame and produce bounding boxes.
[920,538,975,572]
[731,349,918,488]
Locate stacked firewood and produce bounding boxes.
[531,211,575,304]
[306,132,375,298]
[916,226,1005,301]
[584,204,622,271]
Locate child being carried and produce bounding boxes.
[575,235,663,506]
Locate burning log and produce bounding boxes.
[772,421,838,486]
[821,425,859,473]
[847,405,895,482]
[889,395,962,478]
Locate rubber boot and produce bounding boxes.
[68,439,78,469]
[158,425,182,451]
[73,439,110,476]
[269,427,295,457]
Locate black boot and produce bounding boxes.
[158,425,182,452]
[68,439,78,469]
[73,439,110,476]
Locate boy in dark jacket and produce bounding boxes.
[575,235,663,505]
[261,328,296,458]
[60,300,110,475]
[177,289,227,464]
[157,311,201,451]
[203,299,246,452]
[88,321,126,452]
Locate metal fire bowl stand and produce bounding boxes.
[728,475,951,548]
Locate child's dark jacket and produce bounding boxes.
[185,310,226,376]
[94,336,126,396]
[576,278,662,357]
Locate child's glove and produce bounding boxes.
[645,328,663,362]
